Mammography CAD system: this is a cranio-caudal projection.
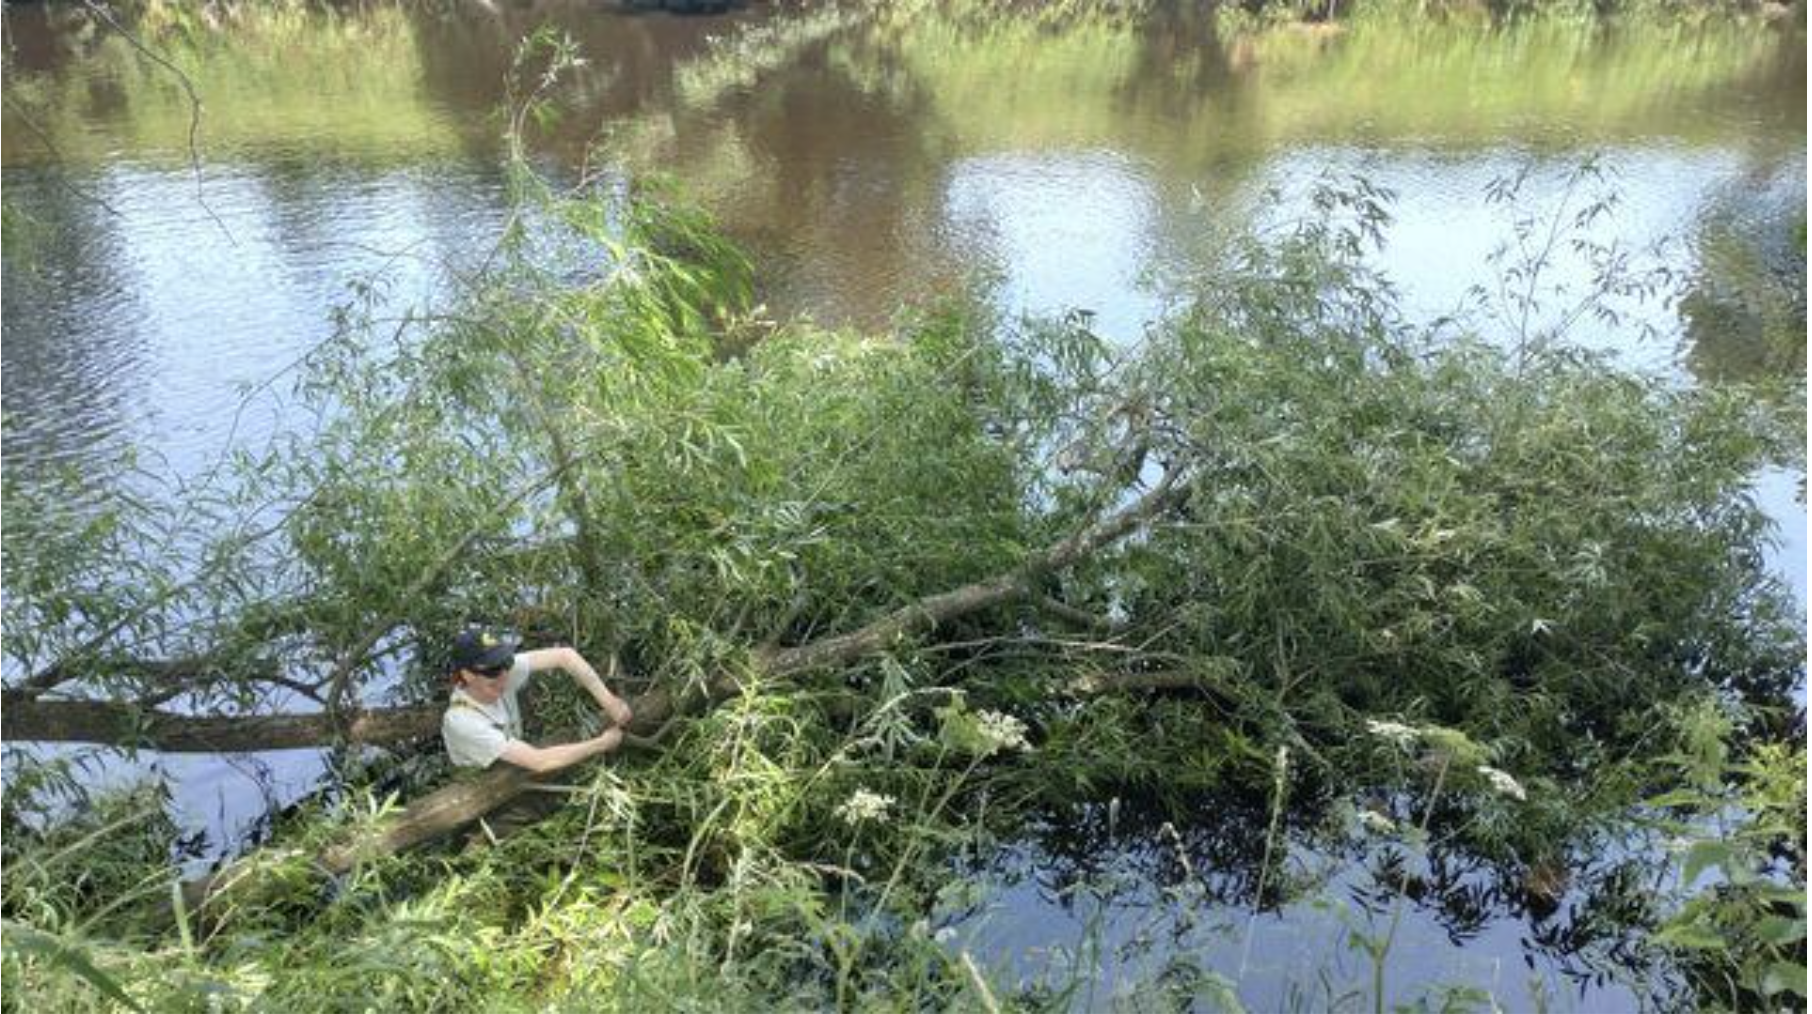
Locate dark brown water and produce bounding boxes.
[2,2,1804,1009]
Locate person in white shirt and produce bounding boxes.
[441,625,634,840]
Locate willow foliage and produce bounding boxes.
[3,170,1802,1011]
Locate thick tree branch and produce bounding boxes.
[760,577,1029,677]
[178,682,684,915]
[2,693,441,753]
[761,465,1186,676]
[173,467,1190,918]
[1034,596,1121,634]
[1037,464,1182,573]
[16,656,279,702]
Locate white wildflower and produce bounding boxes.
[975,710,1030,753]
[1358,810,1398,836]
[836,788,896,826]
[1477,766,1527,802]
[1364,719,1421,748]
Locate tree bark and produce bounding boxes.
[2,693,441,753]
[759,577,1029,676]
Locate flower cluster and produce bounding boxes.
[975,710,1030,753]
[1476,766,1527,802]
[835,788,896,826]
[1364,719,1421,748]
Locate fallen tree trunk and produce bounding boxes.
[179,683,690,915]
[177,472,1188,916]
[2,693,442,753]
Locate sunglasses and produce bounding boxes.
[471,663,510,679]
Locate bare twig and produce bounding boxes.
[78,0,235,244]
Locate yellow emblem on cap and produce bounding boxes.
[481,632,497,648]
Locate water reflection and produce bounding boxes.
[944,152,1161,342]
[1681,164,1808,386]
[2,161,512,485]
[1,168,145,476]
[4,3,1803,490]
[960,789,1675,1011]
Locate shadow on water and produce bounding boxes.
[953,784,1682,1011]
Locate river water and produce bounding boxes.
[2,2,1804,1010]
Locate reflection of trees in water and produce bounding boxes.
[3,3,106,73]
[1118,4,1253,137]
[985,782,1679,999]
[408,0,734,151]
[682,23,966,329]
[1680,161,1806,389]
[401,0,956,327]
[0,169,145,482]
[244,156,512,295]
[4,0,745,165]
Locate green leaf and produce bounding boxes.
[1655,922,1725,950]
[1754,917,1806,946]
[2,923,146,1013]
[1752,886,1808,907]
[623,900,660,929]
[1761,962,1807,998]
[1680,840,1733,888]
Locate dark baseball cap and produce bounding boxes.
[449,625,519,674]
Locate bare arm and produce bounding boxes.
[497,727,622,774]
[518,646,634,727]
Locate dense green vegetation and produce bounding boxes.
[2,4,1805,1012]
[4,149,1804,1008]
